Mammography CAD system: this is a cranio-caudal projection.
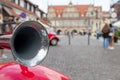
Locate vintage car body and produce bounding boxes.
[48,33,59,46]
[39,22,59,46]
[0,21,70,80]
[0,35,11,49]
[0,62,69,80]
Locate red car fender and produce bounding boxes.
[48,33,59,41]
[0,62,71,80]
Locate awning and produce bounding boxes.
[113,21,120,27]
[3,6,18,17]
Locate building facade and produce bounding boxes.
[47,2,110,35]
[0,0,48,34]
[111,0,120,21]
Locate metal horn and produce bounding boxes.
[10,21,49,67]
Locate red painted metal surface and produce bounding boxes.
[0,33,59,49]
[0,22,69,80]
[0,39,11,49]
[48,33,59,41]
[0,34,11,49]
[0,62,70,80]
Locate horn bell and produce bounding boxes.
[10,21,49,67]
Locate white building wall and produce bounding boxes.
[20,0,24,8]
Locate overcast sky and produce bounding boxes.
[30,0,118,13]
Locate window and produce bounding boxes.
[27,3,30,10]
[24,1,27,9]
[36,10,40,17]
[47,13,56,18]
[29,4,32,11]
[20,0,24,8]
[40,12,43,18]
[15,0,19,5]
[56,21,60,26]
[33,6,35,13]
[31,6,34,12]
[51,21,56,26]
[18,0,20,5]
[48,7,55,13]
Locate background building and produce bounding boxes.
[111,0,120,21]
[47,2,110,35]
[0,0,48,34]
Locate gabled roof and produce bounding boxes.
[48,4,102,17]
[52,6,67,10]
[49,5,67,16]
[74,5,90,16]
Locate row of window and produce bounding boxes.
[11,0,35,12]
[48,12,101,18]
[51,19,103,27]
[47,13,80,18]
[51,20,86,27]
[10,0,44,18]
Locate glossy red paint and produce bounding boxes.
[48,33,59,41]
[0,21,70,80]
[0,33,59,49]
[0,62,70,80]
[0,39,11,49]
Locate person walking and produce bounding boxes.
[96,28,101,39]
[66,30,71,45]
[102,23,110,49]
[108,23,115,50]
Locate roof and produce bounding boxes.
[49,4,102,17]
[74,5,90,16]
[51,6,67,16]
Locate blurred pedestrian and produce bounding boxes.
[96,28,101,39]
[102,23,110,49]
[71,31,74,37]
[108,23,115,50]
[66,30,71,45]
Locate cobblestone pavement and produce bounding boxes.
[1,35,120,80]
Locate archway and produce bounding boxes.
[72,29,77,33]
[71,29,77,36]
[57,30,62,35]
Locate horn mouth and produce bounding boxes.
[10,21,49,67]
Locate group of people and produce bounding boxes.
[102,23,115,50]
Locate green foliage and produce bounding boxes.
[115,30,120,37]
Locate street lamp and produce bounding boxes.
[87,17,91,45]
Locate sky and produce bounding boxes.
[30,0,118,13]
